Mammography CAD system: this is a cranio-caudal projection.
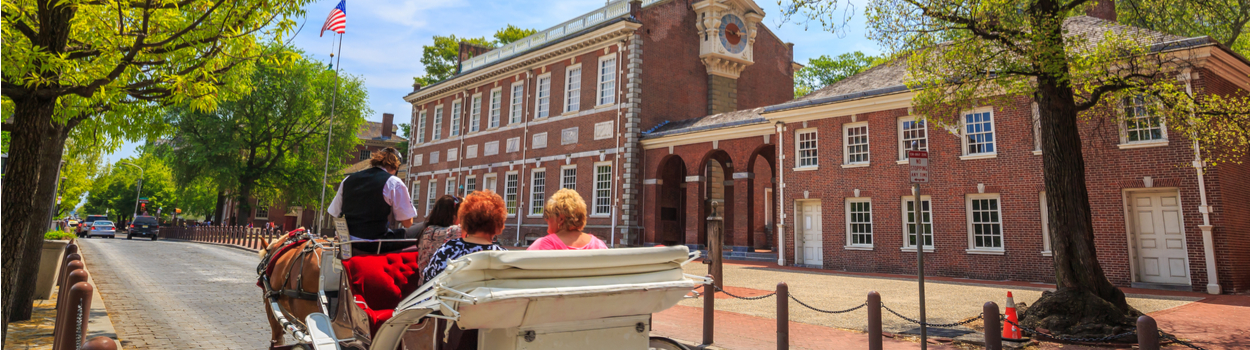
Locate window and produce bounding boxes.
[967,194,1003,251]
[561,166,577,190]
[963,109,996,155]
[484,174,497,193]
[1121,95,1166,143]
[532,132,548,149]
[451,101,462,137]
[796,130,818,168]
[899,116,928,160]
[844,123,869,164]
[429,151,439,164]
[530,169,546,216]
[411,182,421,210]
[466,144,478,159]
[469,95,482,133]
[359,150,371,161]
[903,196,933,249]
[504,172,519,215]
[464,176,477,194]
[255,204,269,220]
[1039,192,1051,255]
[446,178,456,196]
[593,164,612,215]
[509,82,524,124]
[489,89,502,128]
[536,74,551,118]
[846,199,872,247]
[565,65,581,113]
[427,181,437,215]
[432,106,443,140]
[417,110,427,143]
[598,55,616,105]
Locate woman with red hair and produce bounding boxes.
[420,190,508,282]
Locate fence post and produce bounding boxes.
[777,282,789,350]
[868,291,882,350]
[983,302,1001,350]
[1137,315,1159,350]
[703,274,714,345]
[53,282,93,350]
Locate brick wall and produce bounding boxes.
[1197,68,1250,292]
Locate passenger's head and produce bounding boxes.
[543,188,587,233]
[370,147,403,173]
[426,195,462,227]
[458,190,508,237]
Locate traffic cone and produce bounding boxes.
[1002,291,1025,340]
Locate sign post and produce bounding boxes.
[908,146,929,349]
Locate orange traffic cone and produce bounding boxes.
[1002,291,1024,340]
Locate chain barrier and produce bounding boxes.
[790,296,866,314]
[1161,332,1208,350]
[1002,318,1137,344]
[710,284,778,300]
[879,304,983,328]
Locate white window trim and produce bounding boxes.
[591,161,613,217]
[844,197,873,250]
[488,87,503,129]
[560,164,577,190]
[900,195,935,252]
[897,115,928,161]
[426,181,438,215]
[535,73,552,119]
[432,105,443,140]
[509,81,525,125]
[529,168,547,217]
[959,106,998,160]
[504,171,520,217]
[416,109,427,144]
[445,177,458,196]
[411,181,422,209]
[564,64,582,114]
[469,94,483,133]
[843,121,870,166]
[464,175,477,193]
[451,101,462,137]
[1040,191,1052,256]
[255,203,270,220]
[793,128,819,171]
[965,193,1005,254]
[483,173,498,193]
[1117,95,1169,149]
[596,54,617,107]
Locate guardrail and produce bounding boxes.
[163,226,286,251]
[52,243,118,350]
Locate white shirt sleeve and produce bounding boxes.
[386,176,418,222]
[327,177,349,218]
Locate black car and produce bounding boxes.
[127,216,160,241]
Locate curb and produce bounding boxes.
[75,240,125,349]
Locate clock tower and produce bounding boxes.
[694,0,764,114]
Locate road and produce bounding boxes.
[78,236,281,349]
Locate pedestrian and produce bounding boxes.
[527,188,607,250]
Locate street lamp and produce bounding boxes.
[118,162,144,221]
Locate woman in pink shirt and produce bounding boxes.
[528,188,608,250]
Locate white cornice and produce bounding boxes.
[765,92,915,124]
[1200,47,1250,91]
[641,122,773,149]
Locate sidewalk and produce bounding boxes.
[652,305,954,349]
[4,248,121,350]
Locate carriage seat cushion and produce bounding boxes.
[342,252,422,332]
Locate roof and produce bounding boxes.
[643,109,766,138]
[356,121,406,142]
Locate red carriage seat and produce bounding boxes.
[341,251,422,334]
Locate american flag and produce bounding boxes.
[320,0,346,37]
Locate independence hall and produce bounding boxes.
[405,0,1250,294]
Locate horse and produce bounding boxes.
[257,228,332,349]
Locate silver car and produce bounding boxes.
[88,221,117,238]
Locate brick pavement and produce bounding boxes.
[78,237,280,349]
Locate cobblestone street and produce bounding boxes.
[79,237,277,349]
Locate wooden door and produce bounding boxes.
[799,201,823,266]
[1131,192,1190,285]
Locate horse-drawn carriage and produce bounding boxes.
[259,219,707,350]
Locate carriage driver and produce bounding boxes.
[327,147,420,254]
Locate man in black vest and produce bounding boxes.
[327,147,419,253]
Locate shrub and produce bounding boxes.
[45,231,77,241]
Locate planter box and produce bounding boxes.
[35,239,70,299]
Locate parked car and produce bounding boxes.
[87,221,116,238]
[127,216,160,241]
[78,215,109,237]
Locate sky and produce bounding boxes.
[104,0,882,164]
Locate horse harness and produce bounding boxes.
[258,230,325,301]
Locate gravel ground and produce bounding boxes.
[679,263,1200,334]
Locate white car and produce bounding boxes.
[87,221,117,238]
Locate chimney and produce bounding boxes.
[1087,0,1116,21]
[456,41,493,74]
[412,82,422,92]
[382,113,394,139]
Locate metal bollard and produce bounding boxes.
[983,302,1001,350]
[53,282,93,350]
[56,259,84,312]
[54,269,89,344]
[1137,315,1159,350]
[777,282,789,350]
[58,253,82,291]
[63,243,79,262]
[703,274,714,345]
[82,336,119,350]
[868,291,882,350]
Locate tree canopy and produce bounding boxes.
[794,51,883,97]
[412,25,538,86]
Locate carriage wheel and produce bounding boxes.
[647,337,690,350]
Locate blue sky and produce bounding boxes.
[105,0,881,163]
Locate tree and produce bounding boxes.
[0,0,309,334]
[412,25,538,86]
[83,153,178,222]
[395,123,412,151]
[54,135,104,218]
[168,47,369,226]
[794,52,883,97]
[784,0,1250,338]
[1118,0,1250,55]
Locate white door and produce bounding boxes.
[799,201,823,266]
[485,175,497,193]
[1131,192,1190,285]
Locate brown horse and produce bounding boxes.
[258,229,331,349]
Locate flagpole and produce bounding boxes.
[314,32,346,236]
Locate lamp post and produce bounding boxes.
[118,162,144,222]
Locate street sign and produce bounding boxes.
[908,150,929,183]
[138,199,150,204]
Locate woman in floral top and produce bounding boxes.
[421,190,508,282]
[416,195,463,271]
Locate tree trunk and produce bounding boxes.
[235,182,254,226]
[10,122,71,322]
[1,97,56,342]
[213,190,227,225]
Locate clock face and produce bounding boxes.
[719,14,747,54]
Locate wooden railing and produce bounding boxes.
[163,226,287,251]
